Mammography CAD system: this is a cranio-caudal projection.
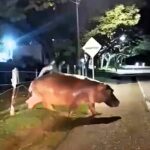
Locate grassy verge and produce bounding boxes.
[0,103,89,150]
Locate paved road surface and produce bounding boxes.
[56,82,150,150]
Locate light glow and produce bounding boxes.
[119,34,126,42]
[0,36,17,61]
[3,37,16,50]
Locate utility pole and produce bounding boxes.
[70,0,81,71]
[76,0,80,62]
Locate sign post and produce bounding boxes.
[10,67,19,116]
[82,37,101,79]
[91,57,94,79]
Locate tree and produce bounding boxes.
[83,4,141,69]
[84,4,141,39]
[52,39,76,65]
[132,35,150,54]
[0,0,68,22]
[24,0,69,11]
[99,27,142,69]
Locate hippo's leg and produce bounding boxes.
[88,94,101,116]
[42,102,56,111]
[88,103,101,116]
[49,104,56,111]
[88,103,97,115]
[68,102,77,117]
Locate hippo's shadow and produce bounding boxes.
[51,116,121,131]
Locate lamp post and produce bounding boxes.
[70,0,81,70]
[76,0,80,62]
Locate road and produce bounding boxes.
[56,81,150,150]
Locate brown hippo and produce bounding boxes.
[26,72,119,116]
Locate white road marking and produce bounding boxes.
[137,79,146,99]
[137,77,150,111]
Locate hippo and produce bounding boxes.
[26,72,119,116]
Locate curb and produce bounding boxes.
[136,77,150,111]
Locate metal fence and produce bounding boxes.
[0,70,37,111]
[0,70,37,86]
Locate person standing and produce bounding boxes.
[38,60,57,78]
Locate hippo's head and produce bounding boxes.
[97,84,120,107]
[104,85,119,107]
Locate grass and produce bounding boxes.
[0,109,49,137]
[0,103,90,150]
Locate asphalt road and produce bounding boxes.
[56,81,150,150]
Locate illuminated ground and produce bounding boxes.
[0,81,150,150]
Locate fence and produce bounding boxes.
[0,69,38,115]
[0,70,37,85]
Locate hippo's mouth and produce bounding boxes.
[105,98,120,107]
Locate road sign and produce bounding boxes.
[82,37,101,58]
[82,37,101,79]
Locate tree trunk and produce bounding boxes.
[105,59,110,69]
[105,54,116,69]
[103,53,110,69]
[100,55,105,69]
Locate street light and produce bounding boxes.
[119,34,126,42]
[2,37,16,60]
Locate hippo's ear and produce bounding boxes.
[105,84,114,92]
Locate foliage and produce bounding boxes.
[132,35,150,54]
[52,39,76,65]
[0,0,69,21]
[84,4,141,40]
[82,4,143,69]
[24,0,68,11]
[94,26,143,69]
